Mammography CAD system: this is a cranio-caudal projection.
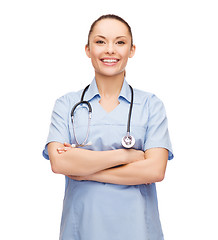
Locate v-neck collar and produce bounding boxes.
[84,77,141,104]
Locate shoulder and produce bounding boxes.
[55,89,83,106]
[51,89,84,115]
[133,87,163,106]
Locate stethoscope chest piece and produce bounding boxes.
[122,134,135,148]
[71,83,135,149]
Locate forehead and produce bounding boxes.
[91,19,130,38]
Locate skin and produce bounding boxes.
[47,18,168,185]
[85,19,136,112]
[85,19,135,82]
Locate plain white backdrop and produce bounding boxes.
[0,0,217,239]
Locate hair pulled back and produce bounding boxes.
[87,14,133,47]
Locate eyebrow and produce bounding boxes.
[94,35,127,39]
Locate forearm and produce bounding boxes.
[49,142,127,176]
[67,148,168,185]
[83,157,166,185]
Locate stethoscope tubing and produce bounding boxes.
[127,85,133,134]
[71,100,92,148]
[71,83,135,148]
[71,100,92,117]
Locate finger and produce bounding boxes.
[57,148,65,152]
[57,147,70,152]
[57,149,65,153]
[64,147,72,151]
[57,148,69,154]
[58,151,65,154]
[64,143,72,147]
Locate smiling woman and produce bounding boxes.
[85,17,135,82]
[43,14,173,240]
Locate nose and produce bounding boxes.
[106,43,115,55]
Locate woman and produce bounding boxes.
[43,14,173,240]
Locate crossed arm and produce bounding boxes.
[47,142,168,185]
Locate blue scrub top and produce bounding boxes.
[43,78,174,240]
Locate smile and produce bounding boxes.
[100,58,119,65]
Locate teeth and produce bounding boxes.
[102,59,118,63]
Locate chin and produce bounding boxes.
[96,70,125,78]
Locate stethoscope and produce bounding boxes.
[71,84,135,148]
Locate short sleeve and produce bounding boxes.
[42,96,71,160]
[144,95,174,160]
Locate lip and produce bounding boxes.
[100,58,120,66]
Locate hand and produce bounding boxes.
[57,143,72,154]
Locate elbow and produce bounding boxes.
[148,166,165,183]
[49,154,66,174]
[51,164,60,174]
[155,170,165,182]
[156,173,165,182]
[50,158,61,174]
[152,159,167,183]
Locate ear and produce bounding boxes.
[85,44,91,58]
[129,44,136,58]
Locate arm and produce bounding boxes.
[68,148,168,185]
[47,142,145,176]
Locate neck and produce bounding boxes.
[95,72,125,98]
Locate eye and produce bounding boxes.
[96,40,105,44]
[116,41,125,45]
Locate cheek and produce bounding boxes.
[89,50,99,64]
[119,47,132,59]
[90,46,102,58]
[120,53,130,65]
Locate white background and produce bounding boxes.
[0,0,218,239]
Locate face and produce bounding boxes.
[85,19,135,78]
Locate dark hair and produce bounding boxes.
[87,14,133,47]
